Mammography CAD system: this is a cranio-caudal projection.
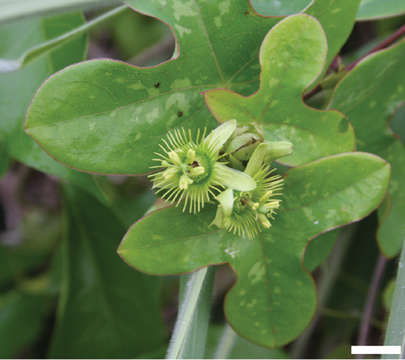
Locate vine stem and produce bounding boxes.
[166,267,211,359]
[321,307,385,329]
[0,4,128,72]
[346,24,405,71]
[383,239,405,359]
[214,324,237,359]
[303,24,405,100]
[356,253,387,359]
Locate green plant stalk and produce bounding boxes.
[0,4,127,73]
[214,324,237,359]
[180,267,214,358]
[166,267,214,359]
[357,253,387,354]
[320,308,385,330]
[383,239,405,359]
[0,0,121,24]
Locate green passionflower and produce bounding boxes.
[149,120,256,213]
[211,142,292,238]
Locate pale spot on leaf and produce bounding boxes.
[268,78,280,89]
[248,262,265,285]
[219,0,231,15]
[147,88,160,96]
[129,81,144,90]
[173,0,197,21]
[174,24,192,37]
[166,93,189,111]
[171,78,192,89]
[214,17,222,28]
[225,247,239,258]
[147,108,160,125]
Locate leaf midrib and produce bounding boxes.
[27,79,256,130]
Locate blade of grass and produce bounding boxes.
[167,267,214,359]
[0,0,121,24]
[383,239,405,359]
[214,324,237,359]
[0,4,127,73]
[180,267,214,359]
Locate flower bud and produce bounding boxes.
[263,141,293,162]
[226,133,261,161]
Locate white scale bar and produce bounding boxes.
[351,346,401,355]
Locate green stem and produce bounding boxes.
[214,324,237,359]
[357,253,387,356]
[0,4,128,73]
[0,0,121,24]
[383,239,405,359]
[321,307,385,330]
[166,267,214,359]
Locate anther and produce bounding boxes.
[186,149,195,163]
[258,214,271,229]
[179,175,193,190]
[168,151,181,165]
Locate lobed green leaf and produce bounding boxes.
[25,0,360,175]
[205,15,355,166]
[251,0,403,22]
[303,229,340,272]
[250,0,312,16]
[357,0,405,20]
[119,152,390,347]
[329,40,405,257]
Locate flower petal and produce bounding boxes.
[216,188,234,216]
[204,119,237,152]
[215,163,256,191]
